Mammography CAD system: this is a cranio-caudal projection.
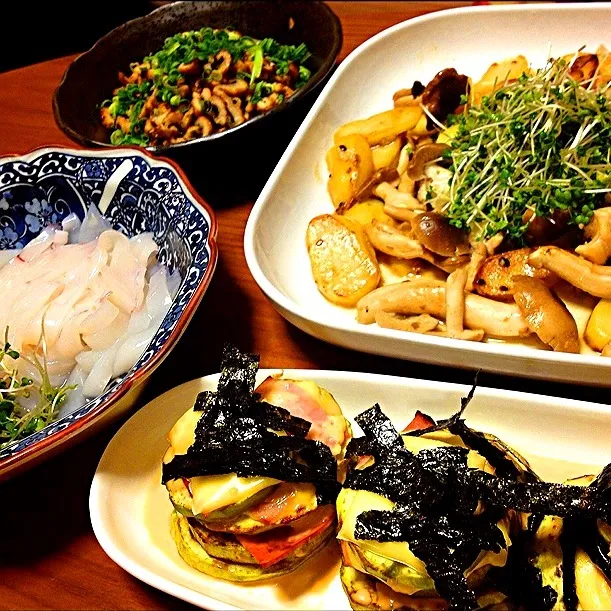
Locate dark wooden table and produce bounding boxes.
[0,2,598,609]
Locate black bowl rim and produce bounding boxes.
[52,0,342,153]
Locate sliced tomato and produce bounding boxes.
[182,477,193,496]
[402,410,436,433]
[236,505,335,568]
[246,482,317,525]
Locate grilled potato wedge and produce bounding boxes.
[326,133,375,209]
[306,214,380,307]
[474,247,557,300]
[333,106,423,147]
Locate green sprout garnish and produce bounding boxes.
[443,56,611,243]
[0,328,74,448]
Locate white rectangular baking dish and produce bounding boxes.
[244,2,611,385]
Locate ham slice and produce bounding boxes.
[255,377,348,457]
[236,505,335,568]
[401,410,436,433]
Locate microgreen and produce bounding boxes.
[0,328,74,449]
[443,56,611,242]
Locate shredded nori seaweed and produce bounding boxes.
[580,518,611,582]
[344,387,611,611]
[162,343,340,504]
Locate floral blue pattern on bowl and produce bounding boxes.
[0,147,215,460]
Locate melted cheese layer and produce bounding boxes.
[165,407,279,515]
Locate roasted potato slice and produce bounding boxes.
[585,298,611,352]
[474,247,557,299]
[595,44,611,88]
[333,106,423,147]
[326,133,375,209]
[306,214,380,307]
[342,199,391,226]
[371,137,402,171]
[470,55,530,104]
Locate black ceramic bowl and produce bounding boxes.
[53,1,341,163]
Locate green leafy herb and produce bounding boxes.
[250,44,264,85]
[443,56,611,242]
[251,81,273,105]
[0,330,74,448]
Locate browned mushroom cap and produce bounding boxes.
[512,275,579,353]
[569,54,599,82]
[410,212,470,257]
[575,207,611,265]
[407,143,450,180]
[421,68,469,122]
[523,209,571,246]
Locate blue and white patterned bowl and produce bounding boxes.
[0,146,217,480]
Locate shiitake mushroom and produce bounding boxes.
[410,211,471,257]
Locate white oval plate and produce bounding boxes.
[90,369,611,610]
[244,2,611,386]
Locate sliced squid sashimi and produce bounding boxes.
[112,324,157,377]
[82,339,122,398]
[61,212,81,238]
[127,305,152,334]
[42,268,105,348]
[18,225,61,261]
[5,282,63,350]
[167,270,182,299]
[42,356,80,385]
[12,242,98,285]
[0,249,21,269]
[78,299,120,337]
[129,232,158,268]
[58,365,88,417]
[146,267,173,318]
[98,231,149,313]
[0,221,171,409]
[52,230,69,246]
[112,267,174,376]
[53,309,91,360]
[75,349,103,374]
[77,204,112,244]
[81,311,130,351]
